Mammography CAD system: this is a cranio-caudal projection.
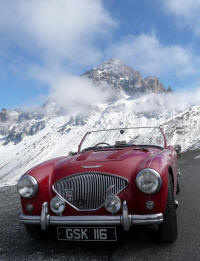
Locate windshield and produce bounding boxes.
[79,127,166,152]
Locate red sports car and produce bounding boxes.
[17,127,181,242]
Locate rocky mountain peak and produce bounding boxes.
[82,59,171,96]
[0,108,20,122]
[94,59,136,76]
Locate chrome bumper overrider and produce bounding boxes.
[19,201,163,231]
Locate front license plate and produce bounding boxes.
[57,227,117,241]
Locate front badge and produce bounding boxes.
[64,190,73,203]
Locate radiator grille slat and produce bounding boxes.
[53,172,129,211]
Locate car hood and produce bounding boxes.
[70,149,146,162]
[52,147,162,182]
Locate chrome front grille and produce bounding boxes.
[53,172,129,211]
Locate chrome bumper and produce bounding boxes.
[19,201,163,231]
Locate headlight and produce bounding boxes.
[105,194,121,214]
[136,168,162,194]
[17,175,38,199]
[50,195,66,214]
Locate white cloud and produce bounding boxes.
[109,33,200,78]
[0,0,115,65]
[31,66,112,113]
[163,0,200,36]
[48,75,111,113]
[129,89,200,115]
[1,0,200,112]
[0,0,116,110]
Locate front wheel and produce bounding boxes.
[159,175,178,243]
[176,180,180,194]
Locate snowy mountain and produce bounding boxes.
[0,94,200,187]
[0,59,199,187]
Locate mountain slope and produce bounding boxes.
[0,94,200,187]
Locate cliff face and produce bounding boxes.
[82,59,170,96]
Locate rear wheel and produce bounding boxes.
[159,175,178,243]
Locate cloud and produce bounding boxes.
[0,0,116,111]
[30,65,112,113]
[0,0,115,66]
[1,0,200,113]
[49,76,111,113]
[162,0,200,36]
[108,33,200,78]
[120,88,200,119]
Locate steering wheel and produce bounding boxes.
[94,142,111,147]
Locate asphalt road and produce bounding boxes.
[1,150,200,261]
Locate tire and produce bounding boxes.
[176,180,180,194]
[24,224,49,240]
[159,175,178,243]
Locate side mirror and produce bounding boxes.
[68,151,74,156]
[174,145,181,154]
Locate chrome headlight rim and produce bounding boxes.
[17,175,38,199]
[136,168,162,195]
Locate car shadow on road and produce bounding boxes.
[16,225,168,261]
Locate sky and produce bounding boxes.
[0,0,200,109]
